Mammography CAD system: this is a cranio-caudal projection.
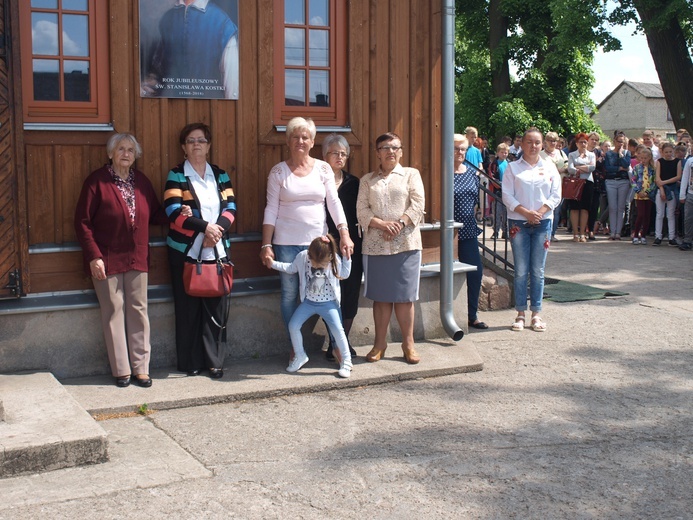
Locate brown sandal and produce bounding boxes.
[366,345,387,362]
[402,345,420,364]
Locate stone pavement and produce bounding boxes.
[1,233,692,518]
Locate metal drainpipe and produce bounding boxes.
[440,0,464,341]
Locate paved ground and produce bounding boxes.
[1,233,692,519]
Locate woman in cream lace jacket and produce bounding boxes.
[356,132,425,365]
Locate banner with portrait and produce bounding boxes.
[139,0,239,99]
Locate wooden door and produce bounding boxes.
[0,0,26,298]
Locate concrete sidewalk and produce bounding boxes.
[1,232,692,518]
[64,341,484,416]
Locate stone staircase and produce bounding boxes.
[0,372,108,478]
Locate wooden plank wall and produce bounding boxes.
[22,0,444,294]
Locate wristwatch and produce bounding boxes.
[399,219,406,228]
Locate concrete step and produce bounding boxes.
[63,340,484,416]
[0,372,108,478]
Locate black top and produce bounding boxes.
[658,157,680,182]
[326,170,363,254]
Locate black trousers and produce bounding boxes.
[168,249,227,372]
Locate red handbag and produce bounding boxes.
[183,250,233,298]
[562,176,586,201]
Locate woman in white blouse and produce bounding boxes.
[502,127,561,332]
[260,117,354,334]
[567,133,596,242]
[356,132,425,364]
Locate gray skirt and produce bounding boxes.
[363,250,421,302]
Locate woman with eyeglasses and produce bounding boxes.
[322,133,362,362]
[164,122,237,379]
[356,132,425,364]
[452,134,487,330]
[75,133,169,388]
[567,132,596,242]
[260,118,354,359]
[539,131,569,242]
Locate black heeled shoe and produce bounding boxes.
[116,376,131,388]
[187,369,201,376]
[209,368,224,379]
[134,375,152,388]
[468,319,489,330]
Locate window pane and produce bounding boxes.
[32,13,59,56]
[33,59,60,100]
[285,0,304,24]
[309,0,328,26]
[285,28,305,66]
[310,70,329,106]
[309,29,329,67]
[64,60,90,101]
[285,69,305,106]
[62,0,88,10]
[62,14,89,56]
[31,0,58,8]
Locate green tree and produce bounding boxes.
[455,0,618,142]
[609,0,693,132]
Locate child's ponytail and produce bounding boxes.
[308,235,342,279]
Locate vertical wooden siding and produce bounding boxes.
[21,0,443,292]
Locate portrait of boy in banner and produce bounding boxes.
[140,0,239,100]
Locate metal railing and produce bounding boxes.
[463,160,514,272]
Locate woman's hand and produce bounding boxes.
[89,258,106,281]
[260,245,275,268]
[339,231,355,259]
[205,223,224,245]
[375,218,403,241]
[524,208,543,225]
[180,205,192,217]
[660,188,667,201]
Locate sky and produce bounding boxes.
[590,21,660,105]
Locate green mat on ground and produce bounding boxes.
[543,280,628,302]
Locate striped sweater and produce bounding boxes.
[163,162,236,254]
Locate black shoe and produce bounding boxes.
[468,319,489,330]
[679,243,692,251]
[349,344,357,358]
[116,376,131,388]
[653,238,662,246]
[209,368,224,379]
[325,344,336,362]
[134,375,152,388]
[187,369,201,376]
[668,239,679,246]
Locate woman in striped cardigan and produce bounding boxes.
[164,122,236,379]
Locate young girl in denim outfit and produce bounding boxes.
[271,235,353,378]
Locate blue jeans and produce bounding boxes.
[508,219,551,312]
[289,299,351,362]
[457,237,483,321]
[274,244,308,327]
[605,179,630,237]
[551,200,563,237]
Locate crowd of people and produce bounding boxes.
[486,127,692,249]
[74,117,691,388]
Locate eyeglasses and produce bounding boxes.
[546,139,557,143]
[454,146,468,152]
[378,145,401,152]
[185,138,209,144]
[327,151,348,158]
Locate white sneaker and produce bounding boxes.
[640,237,647,245]
[338,360,352,378]
[632,237,639,244]
[286,354,309,373]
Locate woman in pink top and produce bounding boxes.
[260,117,354,331]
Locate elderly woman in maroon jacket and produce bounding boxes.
[74,133,170,388]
